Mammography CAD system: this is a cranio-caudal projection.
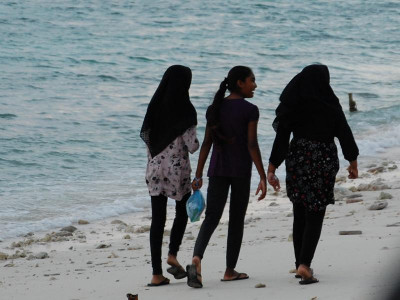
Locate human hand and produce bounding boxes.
[347,160,358,179]
[256,178,267,201]
[192,177,203,190]
[267,172,280,191]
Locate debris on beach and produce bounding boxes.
[339,231,362,235]
[96,244,111,249]
[111,220,127,226]
[134,225,151,233]
[255,283,266,288]
[367,166,385,174]
[0,252,8,260]
[368,201,388,211]
[387,222,400,227]
[60,226,77,233]
[4,263,14,267]
[108,252,119,258]
[345,193,363,199]
[349,178,390,192]
[78,220,89,225]
[27,252,49,260]
[346,199,363,204]
[378,192,393,200]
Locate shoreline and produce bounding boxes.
[1,147,399,299]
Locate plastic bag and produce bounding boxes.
[186,190,205,222]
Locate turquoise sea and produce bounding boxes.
[1,0,399,240]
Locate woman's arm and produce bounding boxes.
[334,110,359,179]
[191,125,213,190]
[247,120,267,200]
[182,126,200,154]
[267,163,280,191]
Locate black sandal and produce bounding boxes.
[167,265,187,279]
[299,276,319,285]
[186,264,203,288]
[147,277,170,287]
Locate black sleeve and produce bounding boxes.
[334,110,359,162]
[269,123,292,168]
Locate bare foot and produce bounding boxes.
[297,264,315,280]
[296,267,313,278]
[192,256,202,283]
[167,254,182,269]
[150,274,169,285]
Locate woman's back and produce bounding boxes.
[207,98,259,178]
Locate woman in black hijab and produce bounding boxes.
[267,64,359,284]
[140,65,199,286]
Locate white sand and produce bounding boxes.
[1,149,399,300]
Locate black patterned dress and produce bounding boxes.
[285,138,340,211]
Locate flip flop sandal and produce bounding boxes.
[167,265,187,279]
[299,276,319,285]
[186,264,203,288]
[147,277,170,287]
[221,272,249,281]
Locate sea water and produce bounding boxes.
[1,0,399,240]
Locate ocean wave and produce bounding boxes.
[0,158,40,167]
[97,75,120,81]
[0,113,17,119]
[81,59,117,65]
[357,124,400,156]
[0,198,147,240]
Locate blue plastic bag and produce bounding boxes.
[186,190,205,222]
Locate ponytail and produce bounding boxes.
[207,66,253,147]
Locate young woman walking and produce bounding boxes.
[267,64,359,284]
[187,66,267,288]
[140,65,199,286]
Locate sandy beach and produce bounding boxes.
[1,149,399,300]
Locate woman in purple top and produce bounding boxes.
[186,66,267,288]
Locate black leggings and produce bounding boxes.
[150,193,190,275]
[292,202,326,268]
[193,176,251,269]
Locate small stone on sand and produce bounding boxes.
[368,201,388,211]
[96,244,111,249]
[60,226,77,233]
[339,231,362,235]
[378,192,393,200]
[346,199,363,204]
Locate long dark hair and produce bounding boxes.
[207,66,253,146]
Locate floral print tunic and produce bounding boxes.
[285,138,340,211]
[146,126,199,201]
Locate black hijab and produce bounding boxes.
[140,65,197,158]
[273,64,342,132]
